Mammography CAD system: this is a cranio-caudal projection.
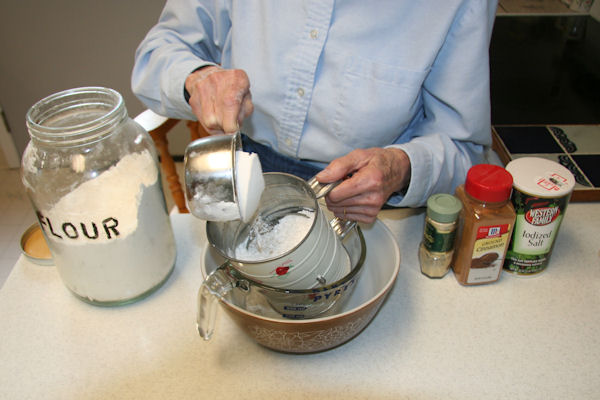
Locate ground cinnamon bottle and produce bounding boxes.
[452,164,516,285]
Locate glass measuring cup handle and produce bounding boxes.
[330,218,356,240]
[197,264,249,340]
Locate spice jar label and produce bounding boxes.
[467,223,511,284]
[423,221,456,253]
[504,158,575,276]
[505,192,569,274]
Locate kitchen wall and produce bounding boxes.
[592,1,600,20]
[2,1,598,160]
[0,0,189,158]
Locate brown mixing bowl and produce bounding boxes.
[201,219,400,353]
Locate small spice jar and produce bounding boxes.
[452,164,516,285]
[419,193,462,278]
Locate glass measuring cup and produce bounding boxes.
[198,223,366,340]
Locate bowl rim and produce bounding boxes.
[204,218,401,325]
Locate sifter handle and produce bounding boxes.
[307,176,356,239]
[307,177,340,200]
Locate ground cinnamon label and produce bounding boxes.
[452,164,516,285]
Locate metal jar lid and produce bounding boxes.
[20,224,53,266]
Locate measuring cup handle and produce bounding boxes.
[307,176,340,199]
[197,264,237,340]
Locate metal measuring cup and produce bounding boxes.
[184,133,242,220]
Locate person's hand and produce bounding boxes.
[315,147,411,224]
[185,66,254,134]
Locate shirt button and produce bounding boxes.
[297,87,305,97]
[285,138,293,147]
[310,29,318,39]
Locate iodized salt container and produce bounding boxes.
[22,87,176,305]
[504,157,575,276]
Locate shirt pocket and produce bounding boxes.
[332,56,430,148]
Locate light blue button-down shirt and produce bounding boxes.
[132,0,499,207]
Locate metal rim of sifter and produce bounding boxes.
[224,225,366,294]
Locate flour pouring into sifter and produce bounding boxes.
[235,208,316,261]
[234,150,265,222]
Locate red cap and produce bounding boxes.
[465,164,513,202]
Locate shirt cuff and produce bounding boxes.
[384,142,432,208]
[167,60,217,120]
[184,66,214,103]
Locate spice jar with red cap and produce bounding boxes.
[452,164,516,285]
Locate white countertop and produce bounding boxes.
[1,204,599,399]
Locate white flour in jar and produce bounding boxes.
[235,209,315,261]
[38,150,176,303]
[41,150,157,242]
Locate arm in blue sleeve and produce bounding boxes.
[389,0,498,207]
[131,0,230,119]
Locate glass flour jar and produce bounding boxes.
[22,87,176,306]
